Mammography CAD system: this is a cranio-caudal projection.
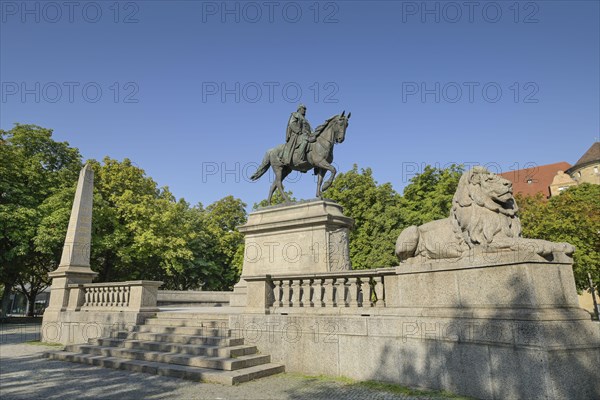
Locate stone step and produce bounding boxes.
[155,312,231,321]
[113,331,245,347]
[89,337,123,347]
[145,318,228,328]
[44,351,284,385]
[88,338,257,358]
[131,324,233,337]
[123,340,256,358]
[69,345,270,371]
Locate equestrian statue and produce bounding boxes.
[250,104,351,204]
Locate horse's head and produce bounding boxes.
[333,110,351,144]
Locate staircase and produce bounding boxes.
[44,312,284,384]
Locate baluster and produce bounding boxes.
[92,287,98,306]
[322,279,333,307]
[108,287,114,306]
[116,287,122,306]
[361,277,373,307]
[289,279,296,307]
[277,280,284,307]
[124,286,130,307]
[298,279,305,307]
[267,280,275,308]
[308,279,315,307]
[340,278,348,307]
[315,279,324,307]
[84,288,90,307]
[281,280,290,307]
[347,277,360,307]
[331,278,339,307]
[374,276,385,307]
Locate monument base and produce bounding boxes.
[231,199,354,309]
[231,258,599,399]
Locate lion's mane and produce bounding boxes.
[450,166,521,249]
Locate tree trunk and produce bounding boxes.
[26,291,38,317]
[1,282,14,318]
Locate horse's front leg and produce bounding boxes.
[315,168,325,198]
[318,161,337,192]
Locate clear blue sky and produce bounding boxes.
[2,1,599,208]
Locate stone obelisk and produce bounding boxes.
[44,163,97,317]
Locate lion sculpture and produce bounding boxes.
[395,166,575,263]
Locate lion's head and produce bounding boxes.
[451,167,521,247]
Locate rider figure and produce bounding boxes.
[281,104,315,165]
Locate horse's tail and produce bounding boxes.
[250,151,271,181]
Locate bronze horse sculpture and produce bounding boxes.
[250,111,351,204]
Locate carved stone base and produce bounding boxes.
[231,259,600,399]
[239,199,353,275]
[230,199,354,309]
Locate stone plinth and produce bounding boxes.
[230,259,600,399]
[230,199,354,308]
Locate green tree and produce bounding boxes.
[37,157,201,287]
[400,164,464,226]
[200,196,248,290]
[326,165,404,269]
[517,184,600,292]
[0,124,82,316]
[253,190,296,210]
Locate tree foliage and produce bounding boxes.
[36,158,248,291]
[326,165,404,269]
[400,164,464,226]
[516,184,600,292]
[199,196,247,289]
[1,124,250,311]
[253,190,296,210]
[0,124,82,316]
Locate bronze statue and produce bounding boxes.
[281,104,315,164]
[251,109,351,204]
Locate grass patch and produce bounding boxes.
[285,373,472,399]
[354,380,472,399]
[285,372,354,384]
[25,340,64,349]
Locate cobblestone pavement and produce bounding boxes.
[0,324,450,400]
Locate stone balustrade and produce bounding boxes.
[82,284,131,308]
[67,281,162,312]
[244,268,397,312]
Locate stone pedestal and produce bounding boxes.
[230,199,354,308]
[231,258,600,399]
[45,267,97,314]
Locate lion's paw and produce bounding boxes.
[554,242,576,255]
